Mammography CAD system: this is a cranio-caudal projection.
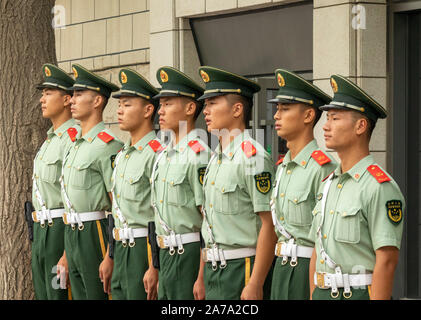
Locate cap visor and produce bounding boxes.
[112,92,139,99]
[319,103,349,111]
[197,91,229,101]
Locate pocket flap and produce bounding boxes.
[287,189,311,204]
[124,168,145,185]
[338,207,360,217]
[219,183,238,194]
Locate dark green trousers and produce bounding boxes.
[111,238,150,300]
[312,286,371,300]
[64,219,109,300]
[31,218,69,300]
[158,242,201,300]
[270,257,310,300]
[204,256,273,300]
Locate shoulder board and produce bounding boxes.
[148,139,163,153]
[367,165,391,184]
[276,157,284,166]
[241,141,257,158]
[322,170,335,182]
[311,150,331,166]
[97,131,114,143]
[188,140,205,154]
[67,127,78,142]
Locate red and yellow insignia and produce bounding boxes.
[330,77,338,93]
[200,70,210,83]
[241,141,257,158]
[121,71,128,84]
[160,70,169,83]
[97,131,114,143]
[311,150,331,166]
[67,127,78,142]
[277,73,285,87]
[275,156,284,166]
[44,66,51,77]
[148,139,163,153]
[72,67,78,79]
[188,140,205,154]
[367,165,391,183]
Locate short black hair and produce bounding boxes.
[224,94,253,128]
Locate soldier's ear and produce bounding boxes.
[303,106,316,125]
[63,94,72,108]
[143,103,155,119]
[232,102,244,119]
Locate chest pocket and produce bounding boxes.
[214,183,240,215]
[334,207,361,244]
[39,155,61,184]
[71,160,94,190]
[285,189,314,226]
[167,165,188,207]
[122,168,148,201]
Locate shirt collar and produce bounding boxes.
[48,118,77,138]
[78,121,106,143]
[129,130,157,152]
[169,129,200,154]
[217,129,251,160]
[335,154,374,182]
[283,139,319,168]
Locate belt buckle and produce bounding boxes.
[316,273,326,289]
[113,228,120,241]
[157,236,165,249]
[32,211,39,223]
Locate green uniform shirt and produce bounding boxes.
[153,129,210,236]
[112,131,158,229]
[309,155,405,274]
[32,119,80,211]
[61,121,123,213]
[202,130,275,251]
[272,139,337,247]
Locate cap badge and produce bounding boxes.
[330,78,338,93]
[121,71,128,84]
[277,73,285,87]
[160,70,169,83]
[200,70,210,83]
[72,67,78,79]
[44,66,51,77]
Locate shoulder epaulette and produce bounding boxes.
[241,141,257,158]
[67,127,78,142]
[311,150,331,166]
[367,165,391,184]
[97,131,114,143]
[188,140,205,154]
[148,139,163,153]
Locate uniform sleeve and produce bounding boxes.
[186,149,210,207]
[244,151,275,214]
[97,140,124,192]
[366,180,405,251]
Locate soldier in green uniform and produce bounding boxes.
[145,66,210,300]
[268,69,337,300]
[59,64,123,300]
[32,64,78,300]
[109,68,161,300]
[198,66,275,300]
[309,75,405,300]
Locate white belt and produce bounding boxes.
[314,272,373,299]
[275,240,313,266]
[62,211,106,230]
[113,227,148,247]
[32,208,65,227]
[202,247,256,270]
[156,232,200,255]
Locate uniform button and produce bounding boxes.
[280,217,284,221]
[125,155,129,159]
[77,166,80,170]
[67,165,71,168]
[210,204,213,208]
[287,170,292,174]
[120,174,124,178]
[211,181,215,185]
[129,179,133,183]
[280,193,285,197]
[293,198,298,204]
[320,259,325,264]
[228,152,233,157]
[47,139,51,143]
[222,188,225,192]
[160,200,163,203]
[162,178,166,182]
[337,184,342,189]
[330,210,334,215]
[58,133,62,137]
[39,156,43,160]
[87,138,92,142]
[171,181,174,186]
[323,234,327,239]
[342,212,347,216]
[117,194,120,198]
[179,148,184,152]
[138,146,143,151]
[301,160,306,166]
[217,160,221,165]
